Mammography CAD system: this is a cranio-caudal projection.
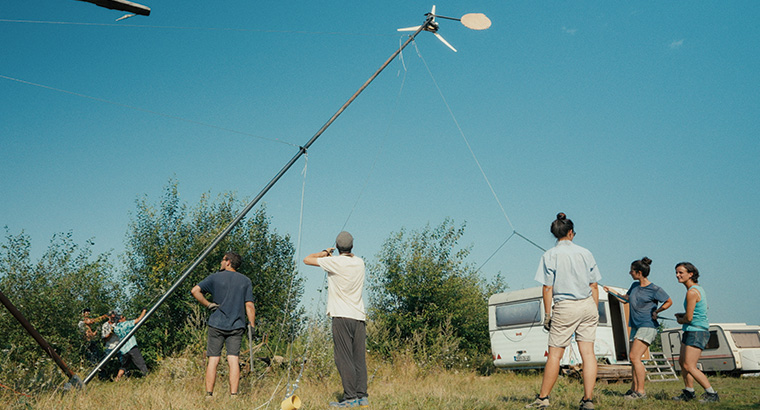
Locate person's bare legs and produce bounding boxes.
[538,346,565,397]
[228,355,240,394]
[206,356,221,394]
[629,339,649,394]
[681,344,711,390]
[577,341,597,400]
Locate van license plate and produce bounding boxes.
[515,355,530,362]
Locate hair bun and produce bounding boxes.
[556,212,567,221]
[641,257,652,266]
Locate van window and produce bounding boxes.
[705,330,719,350]
[731,331,760,348]
[495,300,541,328]
[598,301,608,325]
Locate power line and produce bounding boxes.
[0,19,396,38]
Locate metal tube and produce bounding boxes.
[0,289,82,388]
[84,20,428,386]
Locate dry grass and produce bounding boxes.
[2,354,759,410]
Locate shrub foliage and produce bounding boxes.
[367,219,506,365]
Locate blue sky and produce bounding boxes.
[2,1,758,326]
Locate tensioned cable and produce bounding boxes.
[280,154,309,400]
[0,74,300,148]
[340,36,409,232]
[476,231,516,273]
[0,19,397,38]
[411,43,546,256]
[411,42,515,232]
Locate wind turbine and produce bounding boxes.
[397,5,491,52]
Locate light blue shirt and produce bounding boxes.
[114,321,138,355]
[535,240,601,302]
[683,284,709,332]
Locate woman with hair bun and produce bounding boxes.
[527,213,601,410]
[672,262,719,402]
[604,257,672,399]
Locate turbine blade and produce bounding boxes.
[397,25,422,32]
[431,5,436,15]
[115,13,135,21]
[434,32,457,52]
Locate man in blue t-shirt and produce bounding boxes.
[191,252,256,397]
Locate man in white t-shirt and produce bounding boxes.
[304,231,368,408]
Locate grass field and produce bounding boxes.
[2,355,759,410]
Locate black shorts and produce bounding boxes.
[207,326,245,357]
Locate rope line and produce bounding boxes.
[410,44,547,259]
[0,381,31,397]
[514,231,546,253]
[0,74,300,148]
[412,42,515,232]
[281,152,310,400]
[476,231,515,273]
[0,19,396,38]
[341,43,409,231]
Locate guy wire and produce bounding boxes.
[0,19,397,38]
[280,152,310,399]
[0,74,299,148]
[411,44,546,256]
[341,40,409,231]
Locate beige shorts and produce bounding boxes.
[548,296,599,348]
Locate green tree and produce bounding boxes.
[0,228,120,367]
[367,219,506,363]
[121,180,304,362]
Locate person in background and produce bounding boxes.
[191,252,256,398]
[673,262,719,402]
[113,308,148,380]
[604,257,672,399]
[100,310,122,379]
[304,231,368,408]
[78,308,107,364]
[527,213,601,410]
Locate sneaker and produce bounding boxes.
[329,399,359,408]
[579,398,594,410]
[357,397,369,408]
[624,391,646,400]
[700,392,720,403]
[673,389,697,402]
[525,395,550,409]
[623,389,634,396]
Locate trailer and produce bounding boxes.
[661,323,760,374]
[489,286,631,370]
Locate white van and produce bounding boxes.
[488,286,631,369]
[661,323,760,374]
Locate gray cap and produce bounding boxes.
[336,231,353,250]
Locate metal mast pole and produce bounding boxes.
[0,290,82,389]
[83,20,429,385]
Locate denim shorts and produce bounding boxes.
[683,330,710,350]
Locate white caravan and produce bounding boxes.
[661,323,760,374]
[489,286,631,369]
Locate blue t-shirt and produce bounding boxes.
[114,320,138,355]
[627,282,670,329]
[197,270,255,331]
